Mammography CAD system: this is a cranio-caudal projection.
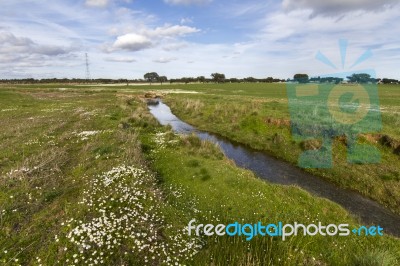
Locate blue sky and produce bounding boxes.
[1,0,399,79]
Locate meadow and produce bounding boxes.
[0,84,399,265]
[162,83,400,214]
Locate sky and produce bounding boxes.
[0,0,399,79]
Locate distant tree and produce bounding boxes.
[144,72,159,84]
[159,76,168,85]
[211,73,226,83]
[314,77,343,84]
[293,74,309,83]
[244,77,257,82]
[197,76,206,83]
[265,77,274,83]
[181,77,190,84]
[347,73,372,83]
[381,78,399,84]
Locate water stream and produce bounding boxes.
[148,100,399,237]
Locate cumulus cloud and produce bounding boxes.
[146,25,200,38]
[164,0,212,6]
[112,33,153,51]
[85,0,109,7]
[0,31,74,56]
[261,7,399,42]
[110,25,199,52]
[282,0,398,15]
[153,57,177,63]
[35,45,73,56]
[0,32,34,46]
[0,31,79,79]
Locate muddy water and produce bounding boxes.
[148,100,400,237]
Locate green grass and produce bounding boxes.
[161,83,400,214]
[145,129,399,265]
[0,84,399,265]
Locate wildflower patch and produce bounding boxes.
[58,165,201,265]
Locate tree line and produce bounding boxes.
[142,72,285,84]
[0,73,285,84]
[0,72,398,84]
[290,73,399,84]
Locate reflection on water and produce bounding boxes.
[148,100,400,237]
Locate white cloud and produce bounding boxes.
[112,33,152,51]
[162,42,188,51]
[164,0,212,6]
[109,25,199,52]
[0,31,33,46]
[145,25,200,38]
[282,0,397,15]
[153,57,178,63]
[180,17,193,24]
[85,0,109,8]
[259,8,400,42]
[0,31,74,56]
[250,5,400,78]
[2,0,400,80]
[104,56,136,62]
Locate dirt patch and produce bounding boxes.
[335,135,347,145]
[360,133,381,144]
[300,139,322,151]
[380,134,400,149]
[144,91,165,98]
[379,134,400,155]
[265,117,290,127]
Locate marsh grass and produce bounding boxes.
[0,84,399,265]
[145,129,400,265]
[164,85,400,214]
[0,89,166,264]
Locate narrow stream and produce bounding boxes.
[148,100,400,237]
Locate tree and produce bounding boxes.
[265,77,274,83]
[197,76,206,83]
[159,76,168,85]
[293,74,309,83]
[244,77,257,83]
[144,72,159,84]
[211,73,225,83]
[380,78,398,84]
[347,73,372,83]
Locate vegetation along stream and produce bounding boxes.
[148,99,400,237]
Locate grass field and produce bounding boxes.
[0,84,399,265]
[161,83,400,214]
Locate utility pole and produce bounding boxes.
[85,53,91,82]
